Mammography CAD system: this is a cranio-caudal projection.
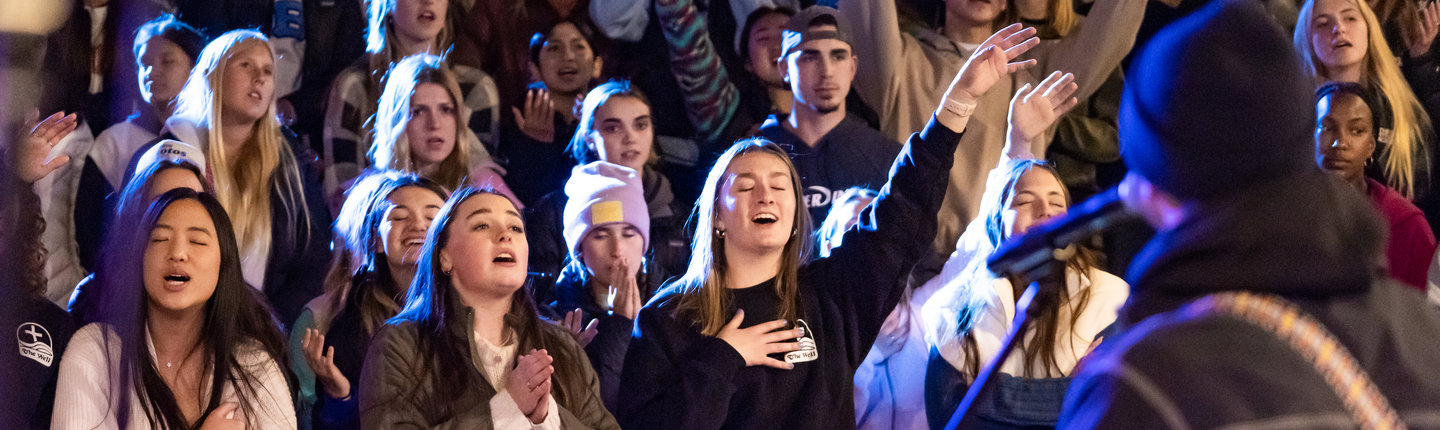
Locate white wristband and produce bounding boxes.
[943,98,977,117]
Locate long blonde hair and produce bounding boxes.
[370,54,474,190]
[172,30,310,268]
[1295,0,1433,198]
[671,138,813,336]
[1002,0,1076,38]
[366,0,455,91]
[937,160,1098,379]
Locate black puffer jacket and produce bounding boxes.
[1060,171,1440,428]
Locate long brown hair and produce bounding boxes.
[0,157,46,300]
[365,0,456,92]
[390,187,582,418]
[958,160,1098,379]
[1368,0,1423,53]
[316,172,448,335]
[671,138,813,336]
[370,54,475,190]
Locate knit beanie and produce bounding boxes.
[563,162,650,259]
[1120,0,1315,200]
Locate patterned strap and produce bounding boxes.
[1179,291,1407,430]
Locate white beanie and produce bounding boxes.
[135,139,208,182]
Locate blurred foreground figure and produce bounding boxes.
[1059,0,1440,427]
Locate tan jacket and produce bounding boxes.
[838,0,1145,254]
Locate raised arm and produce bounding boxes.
[1007,71,1079,159]
[654,0,743,145]
[819,25,1041,365]
[1040,0,1145,104]
[837,0,905,118]
[590,0,650,42]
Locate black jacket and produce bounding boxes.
[617,117,962,429]
[1059,172,1440,428]
[498,115,579,207]
[312,276,393,429]
[0,294,74,429]
[758,114,901,224]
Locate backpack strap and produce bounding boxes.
[1179,291,1406,430]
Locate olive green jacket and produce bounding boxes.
[359,299,619,429]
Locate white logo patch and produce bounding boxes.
[785,319,818,364]
[17,322,54,367]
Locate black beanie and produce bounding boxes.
[1120,0,1316,200]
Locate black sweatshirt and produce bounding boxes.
[1,294,74,429]
[617,116,963,429]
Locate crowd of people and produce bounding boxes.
[4,0,1440,428]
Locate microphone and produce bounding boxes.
[986,187,1137,277]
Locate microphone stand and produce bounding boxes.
[943,188,1135,429]
[942,250,1069,430]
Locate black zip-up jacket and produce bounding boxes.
[617,116,963,429]
[1060,172,1440,428]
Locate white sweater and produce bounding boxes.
[51,323,296,429]
[924,267,1128,379]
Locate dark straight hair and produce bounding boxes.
[94,189,292,429]
[390,186,582,418]
[72,159,212,325]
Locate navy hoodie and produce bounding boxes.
[759,114,901,224]
[618,116,962,429]
[1060,172,1440,428]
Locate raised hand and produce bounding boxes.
[16,110,79,183]
[511,88,556,143]
[301,328,352,400]
[197,402,245,430]
[606,257,642,320]
[507,348,555,423]
[715,310,804,370]
[1412,1,1440,58]
[942,23,1041,107]
[560,309,600,347]
[1005,71,1079,159]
